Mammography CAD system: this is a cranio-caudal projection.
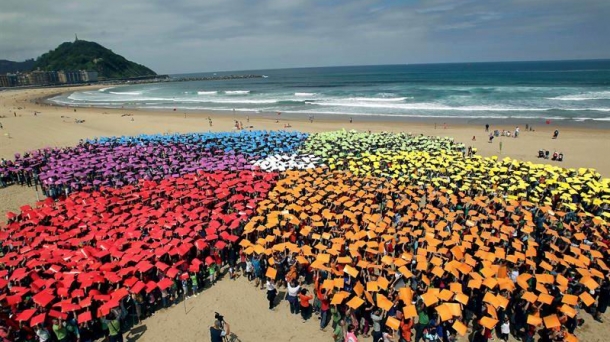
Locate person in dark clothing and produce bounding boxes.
[210,320,230,342]
[595,279,610,322]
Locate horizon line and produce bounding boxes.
[171,58,610,76]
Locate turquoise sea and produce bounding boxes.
[50,60,610,121]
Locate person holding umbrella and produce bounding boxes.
[103,311,124,342]
[52,318,68,342]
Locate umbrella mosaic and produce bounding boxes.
[330,151,609,217]
[240,169,608,341]
[0,171,277,330]
[0,129,608,342]
[0,130,308,196]
[89,130,309,157]
[250,154,324,172]
[300,130,465,159]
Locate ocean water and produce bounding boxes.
[50,60,610,121]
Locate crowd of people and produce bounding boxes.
[0,130,607,342]
[0,131,309,197]
[240,168,608,342]
[0,171,275,341]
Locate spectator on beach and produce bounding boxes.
[299,288,313,322]
[287,279,301,315]
[485,124,489,132]
[266,278,277,310]
[210,319,230,342]
[553,129,559,139]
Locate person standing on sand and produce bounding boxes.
[299,288,313,322]
[266,278,277,310]
[210,320,230,342]
[485,124,489,132]
[350,117,353,123]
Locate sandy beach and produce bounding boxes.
[1,86,609,215]
[1,86,610,342]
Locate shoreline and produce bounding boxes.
[39,86,610,130]
[1,86,609,342]
[0,86,609,177]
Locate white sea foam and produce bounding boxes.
[197,91,218,95]
[109,91,143,95]
[177,99,278,104]
[344,97,410,102]
[548,91,610,101]
[98,87,115,92]
[295,92,317,97]
[306,100,610,112]
[225,90,250,95]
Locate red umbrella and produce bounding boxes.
[215,240,227,250]
[130,281,146,294]
[155,261,169,272]
[15,309,36,322]
[30,313,46,327]
[5,294,22,306]
[32,290,55,307]
[78,311,92,324]
[205,256,215,266]
[48,310,67,320]
[111,288,129,301]
[79,297,93,308]
[166,268,179,279]
[194,240,208,250]
[157,278,174,291]
[60,303,81,313]
[145,281,157,293]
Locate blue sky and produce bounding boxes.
[1,0,609,74]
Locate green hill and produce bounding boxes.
[33,40,156,79]
[0,59,35,74]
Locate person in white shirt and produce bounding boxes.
[500,317,510,341]
[286,280,301,314]
[266,279,277,310]
[35,325,51,342]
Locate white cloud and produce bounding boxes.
[0,0,608,73]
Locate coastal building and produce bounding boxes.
[27,70,50,86]
[0,69,97,87]
[80,70,98,82]
[0,74,13,88]
[17,74,30,86]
